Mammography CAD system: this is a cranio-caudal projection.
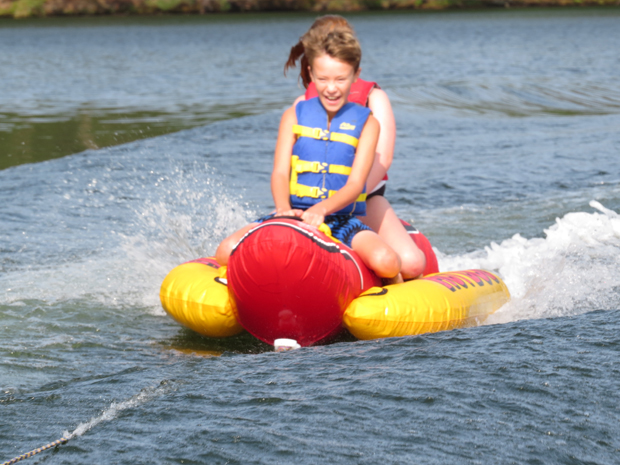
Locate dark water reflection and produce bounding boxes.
[0,13,308,169]
[1,106,257,169]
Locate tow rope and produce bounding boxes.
[2,437,69,465]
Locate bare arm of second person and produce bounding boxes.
[365,89,396,193]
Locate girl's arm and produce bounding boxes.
[271,106,302,217]
[301,115,380,227]
[365,88,396,193]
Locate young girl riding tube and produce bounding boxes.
[216,28,401,281]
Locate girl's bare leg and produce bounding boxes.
[350,230,401,279]
[361,196,426,280]
[215,223,259,266]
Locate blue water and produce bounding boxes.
[2,10,620,464]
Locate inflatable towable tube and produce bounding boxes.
[160,218,510,347]
[159,257,242,338]
[227,219,381,346]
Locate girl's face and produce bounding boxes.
[309,53,360,117]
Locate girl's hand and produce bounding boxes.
[301,205,326,227]
[275,208,304,218]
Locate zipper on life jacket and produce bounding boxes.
[322,112,329,194]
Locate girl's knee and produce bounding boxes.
[400,248,426,280]
[369,246,401,278]
[216,223,257,266]
[215,237,235,266]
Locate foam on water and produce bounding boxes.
[439,201,620,324]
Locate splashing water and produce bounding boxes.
[63,381,173,440]
[0,157,251,311]
[439,201,620,324]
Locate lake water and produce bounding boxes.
[1,9,620,464]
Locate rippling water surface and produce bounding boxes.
[1,9,620,465]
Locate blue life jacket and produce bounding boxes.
[290,98,371,216]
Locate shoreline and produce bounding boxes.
[1,0,618,19]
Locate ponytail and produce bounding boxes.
[284,40,312,88]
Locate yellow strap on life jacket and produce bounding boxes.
[327,190,367,202]
[289,156,366,202]
[289,155,305,197]
[293,159,324,174]
[293,125,328,140]
[292,183,326,199]
[292,158,352,176]
[327,165,352,176]
[293,124,359,148]
[328,131,359,148]
[291,183,366,202]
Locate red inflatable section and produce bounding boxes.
[227,219,380,346]
[227,218,439,346]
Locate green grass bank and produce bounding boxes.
[1,0,618,19]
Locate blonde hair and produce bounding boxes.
[285,15,361,88]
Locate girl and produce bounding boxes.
[216,28,401,281]
[285,15,426,280]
